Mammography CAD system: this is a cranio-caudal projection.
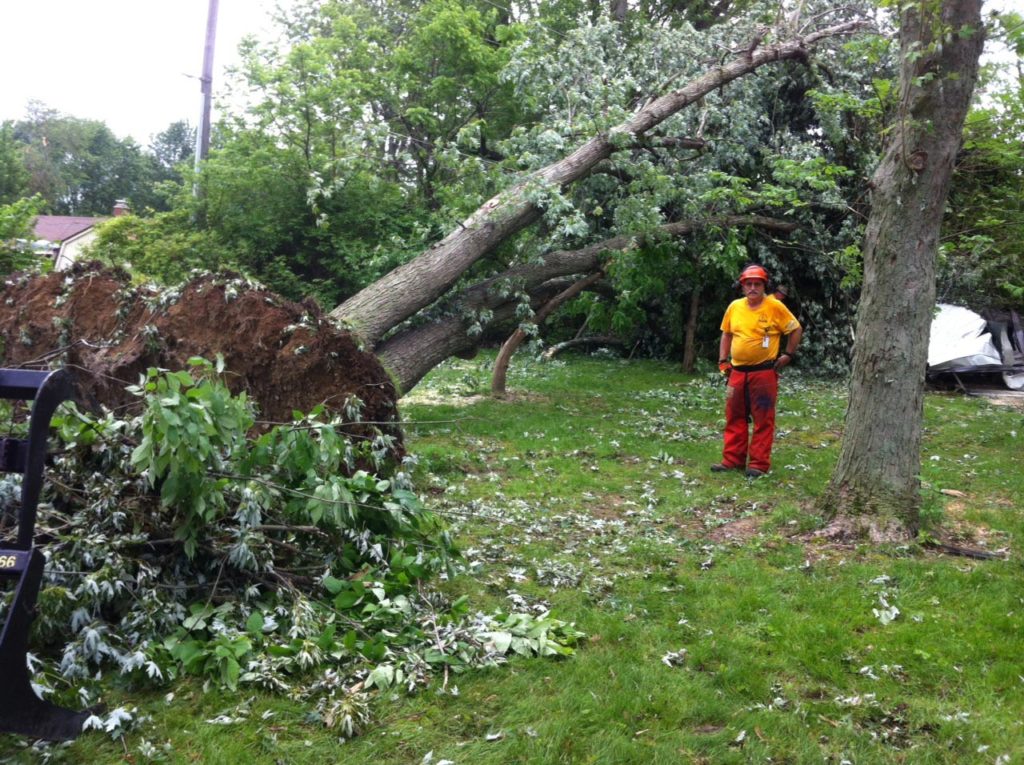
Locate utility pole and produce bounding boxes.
[193,0,220,184]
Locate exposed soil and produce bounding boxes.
[706,515,763,543]
[0,264,402,453]
[964,387,1024,410]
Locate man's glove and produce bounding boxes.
[718,359,732,376]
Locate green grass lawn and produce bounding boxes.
[5,353,1023,764]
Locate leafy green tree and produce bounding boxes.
[0,121,29,205]
[149,120,196,183]
[162,0,533,304]
[383,0,527,205]
[640,0,755,29]
[0,196,44,275]
[88,208,233,284]
[14,102,160,215]
[939,14,1024,307]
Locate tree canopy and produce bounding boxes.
[176,0,879,370]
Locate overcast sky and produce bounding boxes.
[1,1,1017,148]
[0,0,289,146]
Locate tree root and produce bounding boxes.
[809,515,915,544]
[810,516,1008,560]
[923,541,1006,560]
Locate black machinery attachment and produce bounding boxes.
[0,368,93,741]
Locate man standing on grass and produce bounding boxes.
[711,264,802,478]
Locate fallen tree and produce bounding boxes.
[330,17,868,368]
[0,10,906,739]
[375,215,798,392]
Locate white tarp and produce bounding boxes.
[927,304,1002,370]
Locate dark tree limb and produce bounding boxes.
[924,541,1006,560]
[681,288,701,373]
[491,270,606,396]
[637,136,709,151]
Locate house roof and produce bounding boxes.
[33,215,104,243]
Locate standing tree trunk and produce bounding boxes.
[818,0,984,541]
[681,288,700,373]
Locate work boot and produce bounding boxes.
[745,468,767,478]
[710,463,742,473]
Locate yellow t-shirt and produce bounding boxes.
[720,295,800,366]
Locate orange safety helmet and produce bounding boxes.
[738,264,769,284]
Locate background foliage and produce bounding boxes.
[0,5,1021,753]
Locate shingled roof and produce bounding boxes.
[33,215,104,242]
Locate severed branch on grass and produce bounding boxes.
[491,270,607,396]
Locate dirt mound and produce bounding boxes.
[0,264,402,452]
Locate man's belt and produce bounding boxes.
[731,361,775,372]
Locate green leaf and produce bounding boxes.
[484,631,513,654]
[129,440,152,467]
[334,590,363,610]
[246,611,265,636]
[365,663,395,690]
[342,630,358,652]
[222,656,241,689]
[322,575,347,595]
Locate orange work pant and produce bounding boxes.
[721,368,777,472]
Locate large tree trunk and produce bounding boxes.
[376,286,566,393]
[818,0,983,541]
[331,21,864,347]
[378,215,796,392]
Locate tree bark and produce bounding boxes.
[377,215,796,392]
[331,20,865,347]
[377,285,565,393]
[681,288,700,373]
[491,270,606,396]
[818,0,984,540]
